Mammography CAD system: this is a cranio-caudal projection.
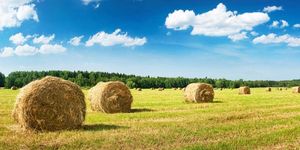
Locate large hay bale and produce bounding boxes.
[88,81,133,113]
[239,86,251,95]
[12,76,86,131]
[292,86,300,93]
[184,83,214,103]
[11,86,17,90]
[266,87,271,92]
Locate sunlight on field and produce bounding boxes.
[0,88,300,149]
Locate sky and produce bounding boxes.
[0,0,300,80]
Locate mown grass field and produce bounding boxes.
[0,88,300,149]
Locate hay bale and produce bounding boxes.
[279,88,282,91]
[266,87,271,92]
[158,88,164,91]
[12,76,86,131]
[88,81,133,113]
[11,86,17,90]
[292,86,300,93]
[184,83,214,103]
[239,86,251,95]
[137,88,142,91]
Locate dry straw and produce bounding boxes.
[184,83,214,103]
[88,81,133,113]
[12,76,86,131]
[266,87,271,92]
[11,86,17,90]
[292,86,300,93]
[239,86,251,95]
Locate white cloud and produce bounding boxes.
[270,20,289,28]
[39,44,66,54]
[263,6,283,13]
[9,33,31,45]
[250,31,259,36]
[281,20,289,28]
[14,44,38,56]
[68,35,84,46]
[0,47,14,57]
[86,29,147,47]
[253,33,300,47]
[270,21,279,28]
[16,4,38,22]
[33,34,55,44]
[165,3,269,41]
[0,0,39,30]
[228,32,248,42]
[82,0,101,6]
[165,10,196,30]
[294,24,300,28]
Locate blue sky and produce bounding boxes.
[0,0,300,80]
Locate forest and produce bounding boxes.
[0,71,299,89]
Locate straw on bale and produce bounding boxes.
[88,81,133,113]
[11,86,17,90]
[239,86,251,95]
[184,83,214,103]
[12,76,86,131]
[266,87,271,92]
[292,86,300,93]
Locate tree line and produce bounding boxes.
[0,71,300,89]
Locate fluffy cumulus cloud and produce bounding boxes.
[293,24,300,28]
[270,20,289,28]
[263,6,283,13]
[86,29,147,47]
[165,3,270,41]
[0,47,14,57]
[0,0,39,30]
[1,32,67,57]
[9,32,32,45]
[253,33,300,47]
[33,34,55,44]
[14,44,38,56]
[68,35,84,46]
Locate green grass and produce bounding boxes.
[0,88,300,149]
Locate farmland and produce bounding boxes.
[0,88,300,149]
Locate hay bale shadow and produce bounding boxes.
[130,108,154,113]
[83,124,127,131]
[212,100,223,103]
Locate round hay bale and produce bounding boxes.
[88,81,133,113]
[137,88,142,91]
[158,88,164,91]
[292,86,300,93]
[11,86,17,90]
[266,87,271,92]
[184,83,214,103]
[12,76,86,131]
[239,86,251,95]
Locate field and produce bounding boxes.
[0,88,300,149]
